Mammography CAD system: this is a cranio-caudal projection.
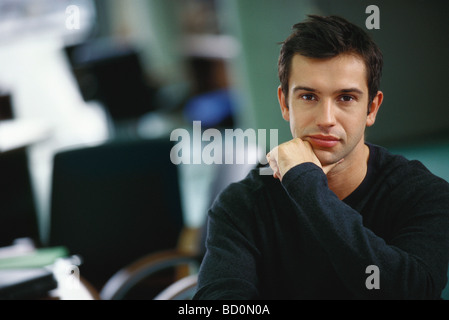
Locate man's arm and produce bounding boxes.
[267,138,449,299]
[281,162,449,299]
[193,183,262,300]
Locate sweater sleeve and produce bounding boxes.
[281,162,449,299]
[193,182,262,300]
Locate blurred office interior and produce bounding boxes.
[0,0,448,298]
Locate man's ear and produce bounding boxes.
[366,91,383,127]
[278,86,290,121]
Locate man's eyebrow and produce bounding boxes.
[337,88,364,95]
[292,86,364,95]
[292,86,319,93]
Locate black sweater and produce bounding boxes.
[194,143,449,299]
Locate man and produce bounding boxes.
[193,15,449,299]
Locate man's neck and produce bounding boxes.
[326,143,370,200]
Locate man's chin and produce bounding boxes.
[313,148,341,167]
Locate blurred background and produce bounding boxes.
[0,0,448,298]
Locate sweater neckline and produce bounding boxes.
[342,142,379,207]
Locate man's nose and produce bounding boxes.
[315,99,337,128]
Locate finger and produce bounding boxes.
[266,151,281,180]
[268,159,280,179]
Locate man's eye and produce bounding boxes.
[301,94,316,101]
[339,95,354,102]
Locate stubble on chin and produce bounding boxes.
[312,144,346,167]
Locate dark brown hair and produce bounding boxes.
[278,15,383,105]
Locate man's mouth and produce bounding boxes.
[307,134,340,148]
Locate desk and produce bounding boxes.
[0,242,100,300]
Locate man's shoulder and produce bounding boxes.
[369,142,449,191]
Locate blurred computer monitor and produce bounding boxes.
[65,39,158,123]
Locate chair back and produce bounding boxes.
[48,138,184,289]
[0,148,39,247]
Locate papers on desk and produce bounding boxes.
[0,268,57,300]
[0,238,69,299]
[0,246,69,270]
[0,119,52,152]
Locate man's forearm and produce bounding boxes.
[281,162,447,299]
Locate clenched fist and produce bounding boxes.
[266,138,343,180]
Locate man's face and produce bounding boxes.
[278,53,381,167]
